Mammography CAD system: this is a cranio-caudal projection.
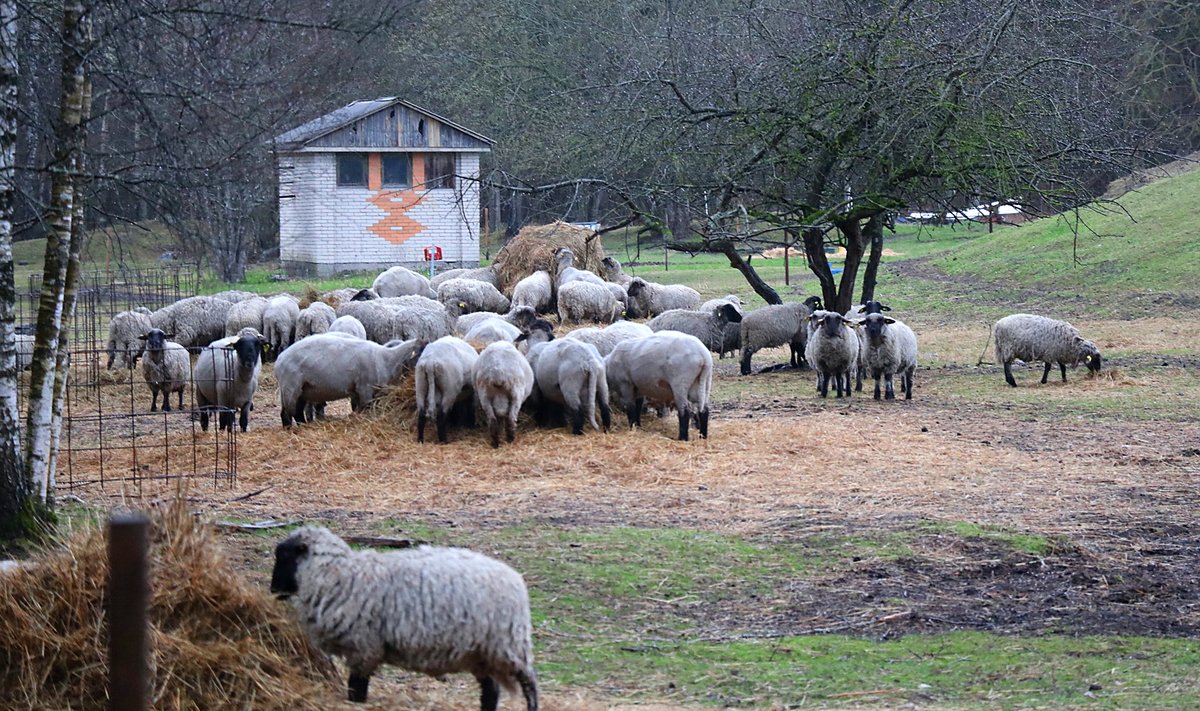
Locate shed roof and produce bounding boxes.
[273,97,495,151]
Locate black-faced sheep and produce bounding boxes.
[556,281,622,324]
[193,328,267,432]
[738,295,822,375]
[525,338,612,435]
[647,303,743,355]
[150,296,235,351]
[804,311,859,398]
[855,313,918,400]
[605,330,714,441]
[106,308,153,369]
[138,328,189,412]
[372,265,437,299]
[994,313,1102,387]
[473,340,536,447]
[414,336,479,443]
[624,277,702,319]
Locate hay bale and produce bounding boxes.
[493,221,606,295]
[0,500,340,710]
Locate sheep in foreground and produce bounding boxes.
[193,328,267,432]
[454,306,538,338]
[224,296,268,337]
[430,264,500,289]
[262,295,301,359]
[804,312,859,398]
[294,301,336,341]
[525,338,611,435]
[605,330,713,441]
[275,334,423,426]
[138,328,189,412]
[270,526,538,709]
[556,280,622,324]
[855,313,918,400]
[415,336,479,443]
[738,295,823,375]
[438,277,511,315]
[563,321,653,357]
[473,341,536,447]
[510,270,553,314]
[150,296,233,351]
[648,303,743,355]
[372,265,437,299]
[328,315,367,339]
[624,277,701,319]
[599,256,633,286]
[105,308,153,369]
[994,313,1102,387]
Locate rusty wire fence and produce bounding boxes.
[15,267,240,498]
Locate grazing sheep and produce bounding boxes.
[994,313,1102,387]
[511,270,554,314]
[552,247,606,288]
[210,289,259,303]
[438,278,511,315]
[138,328,189,412]
[295,301,336,341]
[150,296,233,351]
[556,281,622,324]
[336,296,453,344]
[275,334,423,426]
[855,313,918,400]
[193,328,267,432]
[414,336,479,443]
[699,295,743,314]
[473,341,536,447]
[525,338,611,435]
[563,321,653,357]
[372,265,437,299]
[599,256,633,286]
[454,306,538,338]
[430,264,500,289]
[320,287,372,308]
[464,318,521,346]
[262,295,301,359]
[270,526,538,709]
[106,308,153,369]
[624,277,702,319]
[224,296,269,337]
[738,295,823,375]
[605,331,714,441]
[804,312,859,398]
[648,303,743,355]
[328,315,367,339]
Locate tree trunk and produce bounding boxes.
[23,0,88,505]
[0,0,33,540]
[712,239,780,305]
[859,213,885,305]
[835,218,867,314]
[803,226,838,309]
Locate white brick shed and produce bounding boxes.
[273,98,495,277]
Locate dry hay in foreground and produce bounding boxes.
[0,499,340,711]
[493,221,606,294]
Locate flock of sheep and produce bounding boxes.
[101,246,1105,445]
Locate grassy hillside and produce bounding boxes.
[933,168,1200,306]
[11,222,183,285]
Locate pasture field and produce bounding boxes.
[41,174,1200,709]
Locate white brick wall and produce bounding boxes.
[279,152,483,274]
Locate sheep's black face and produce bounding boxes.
[861,301,891,315]
[1084,349,1102,372]
[233,334,263,370]
[270,539,308,599]
[820,313,847,338]
[350,288,377,301]
[144,329,167,352]
[803,296,823,312]
[719,303,743,323]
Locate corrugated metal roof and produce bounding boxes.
[273,97,495,150]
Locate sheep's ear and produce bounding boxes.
[881,304,892,312]
[137,334,148,340]
[1085,354,1093,363]
[458,301,467,309]
[883,317,896,324]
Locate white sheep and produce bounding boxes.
[192,328,267,432]
[624,277,702,319]
[224,296,268,337]
[525,337,612,435]
[210,289,259,303]
[262,294,301,358]
[270,526,538,709]
[647,303,743,355]
[464,317,521,346]
[294,301,336,341]
[372,265,437,299]
[150,296,233,351]
[414,336,480,443]
[994,313,1102,387]
[105,308,153,369]
[556,280,622,324]
[336,296,453,344]
[599,256,633,286]
[738,296,822,375]
[510,270,554,313]
[855,313,918,400]
[804,311,859,398]
[438,277,511,315]
[328,315,367,339]
[138,328,190,412]
[275,334,423,425]
[454,306,538,338]
[552,246,606,289]
[430,264,500,289]
[605,330,714,441]
[563,321,653,357]
[473,340,536,448]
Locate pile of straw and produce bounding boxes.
[493,221,606,295]
[0,501,340,710]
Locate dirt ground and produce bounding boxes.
[52,317,1200,709]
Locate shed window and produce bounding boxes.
[336,153,367,186]
[424,153,456,190]
[382,154,411,187]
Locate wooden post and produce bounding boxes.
[784,244,790,286]
[108,513,149,711]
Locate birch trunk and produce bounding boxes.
[22,0,88,504]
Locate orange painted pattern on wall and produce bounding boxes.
[367,152,428,245]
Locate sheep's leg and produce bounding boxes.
[1059,362,1068,382]
[834,371,845,398]
[677,405,690,441]
[435,409,449,444]
[698,407,710,439]
[598,399,612,432]
[517,668,540,711]
[1003,361,1017,387]
[150,388,159,412]
[239,405,250,432]
[1041,361,1053,384]
[873,369,883,400]
[817,373,828,398]
[176,389,184,410]
[347,673,370,702]
[568,406,584,436]
[905,368,914,400]
[505,413,518,443]
[626,397,643,429]
[488,417,502,448]
[884,372,896,400]
[199,409,210,431]
[739,348,753,376]
[789,345,799,368]
[417,411,427,443]
[478,676,500,711]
